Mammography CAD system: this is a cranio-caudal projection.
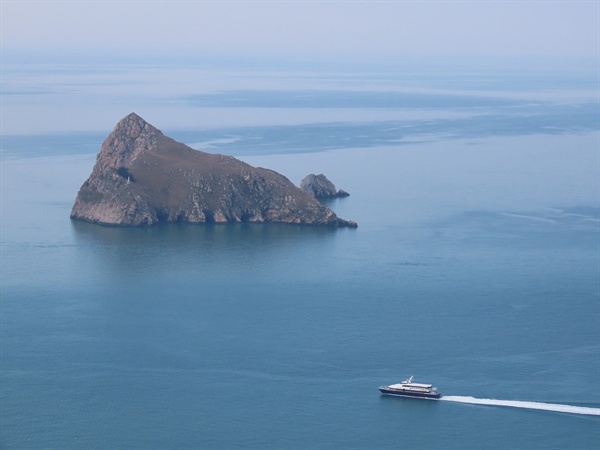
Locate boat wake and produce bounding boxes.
[440,396,600,416]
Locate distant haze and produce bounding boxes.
[2,1,598,61]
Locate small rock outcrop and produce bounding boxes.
[300,174,350,199]
[70,113,357,227]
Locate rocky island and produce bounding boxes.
[300,173,350,199]
[70,113,357,227]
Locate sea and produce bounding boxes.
[1,55,599,449]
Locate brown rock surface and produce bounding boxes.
[300,173,350,199]
[70,113,357,227]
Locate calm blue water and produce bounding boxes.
[1,59,599,449]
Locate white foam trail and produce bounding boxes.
[440,396,600,416]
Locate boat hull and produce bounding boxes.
[379,386,442,400]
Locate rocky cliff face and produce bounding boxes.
[70,113,357,227]
[300,174,350,199]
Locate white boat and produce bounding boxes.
[379,376,442,399]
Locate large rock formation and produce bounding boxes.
[300,174,350,199]
[70,113,357,227]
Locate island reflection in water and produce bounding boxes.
[70,220,347,283]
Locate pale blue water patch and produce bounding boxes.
[185,89,526,109]
[166,102,598,159]
[2,56,598,135]
[1,132,105,160]
[4,100,597,162]
[177,85,599,155]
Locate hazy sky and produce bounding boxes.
[2,1,598,61]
